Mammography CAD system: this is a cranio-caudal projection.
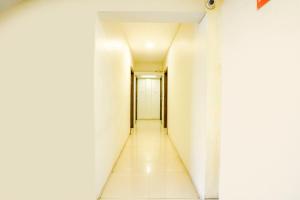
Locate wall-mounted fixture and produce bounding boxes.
[206,0,216,10]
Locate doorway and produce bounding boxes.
[137,78,161,120]
[164,70,168,128]
[130,70,134,128]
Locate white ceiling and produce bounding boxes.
[121,23,180,63]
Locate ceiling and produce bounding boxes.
[121,23,180,63]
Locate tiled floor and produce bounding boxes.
[99,120,200,200]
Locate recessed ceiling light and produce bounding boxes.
[145,41,155,49]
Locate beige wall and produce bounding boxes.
[94,20,132,198]
[219,0,300,199]
[0,1,97,200]
[0,0,22,11]
[166,18,220,199]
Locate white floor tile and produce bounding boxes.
[99,120,200,200]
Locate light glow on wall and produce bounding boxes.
[104,40,124,50]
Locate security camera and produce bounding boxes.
[206,0,216,10]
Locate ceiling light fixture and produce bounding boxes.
[140,75,158,79]
[145,41,155,49]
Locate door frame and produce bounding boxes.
[164,70,168,128]
[160,77,162,120]
[130,69,134,128]
[135,73,163,120]
[136,77,161,120]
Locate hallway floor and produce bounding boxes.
[99,120,200,200]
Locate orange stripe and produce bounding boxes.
[257,0,270,9]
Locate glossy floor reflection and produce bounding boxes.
[99,120,200,200]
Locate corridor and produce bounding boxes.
[99,120,199,200]
[2,1,300,200]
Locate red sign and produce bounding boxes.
[257,0,270,9]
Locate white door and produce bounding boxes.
[137,78,160,119]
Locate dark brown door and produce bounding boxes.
[130,70,134,128]
[164,70,168,128]
[160,78,162,120]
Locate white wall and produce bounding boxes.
[205,8,221,198]
[167,23,206,199]
[166,19,220,199]
[219,0,300,199]
[94,20,132,198]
